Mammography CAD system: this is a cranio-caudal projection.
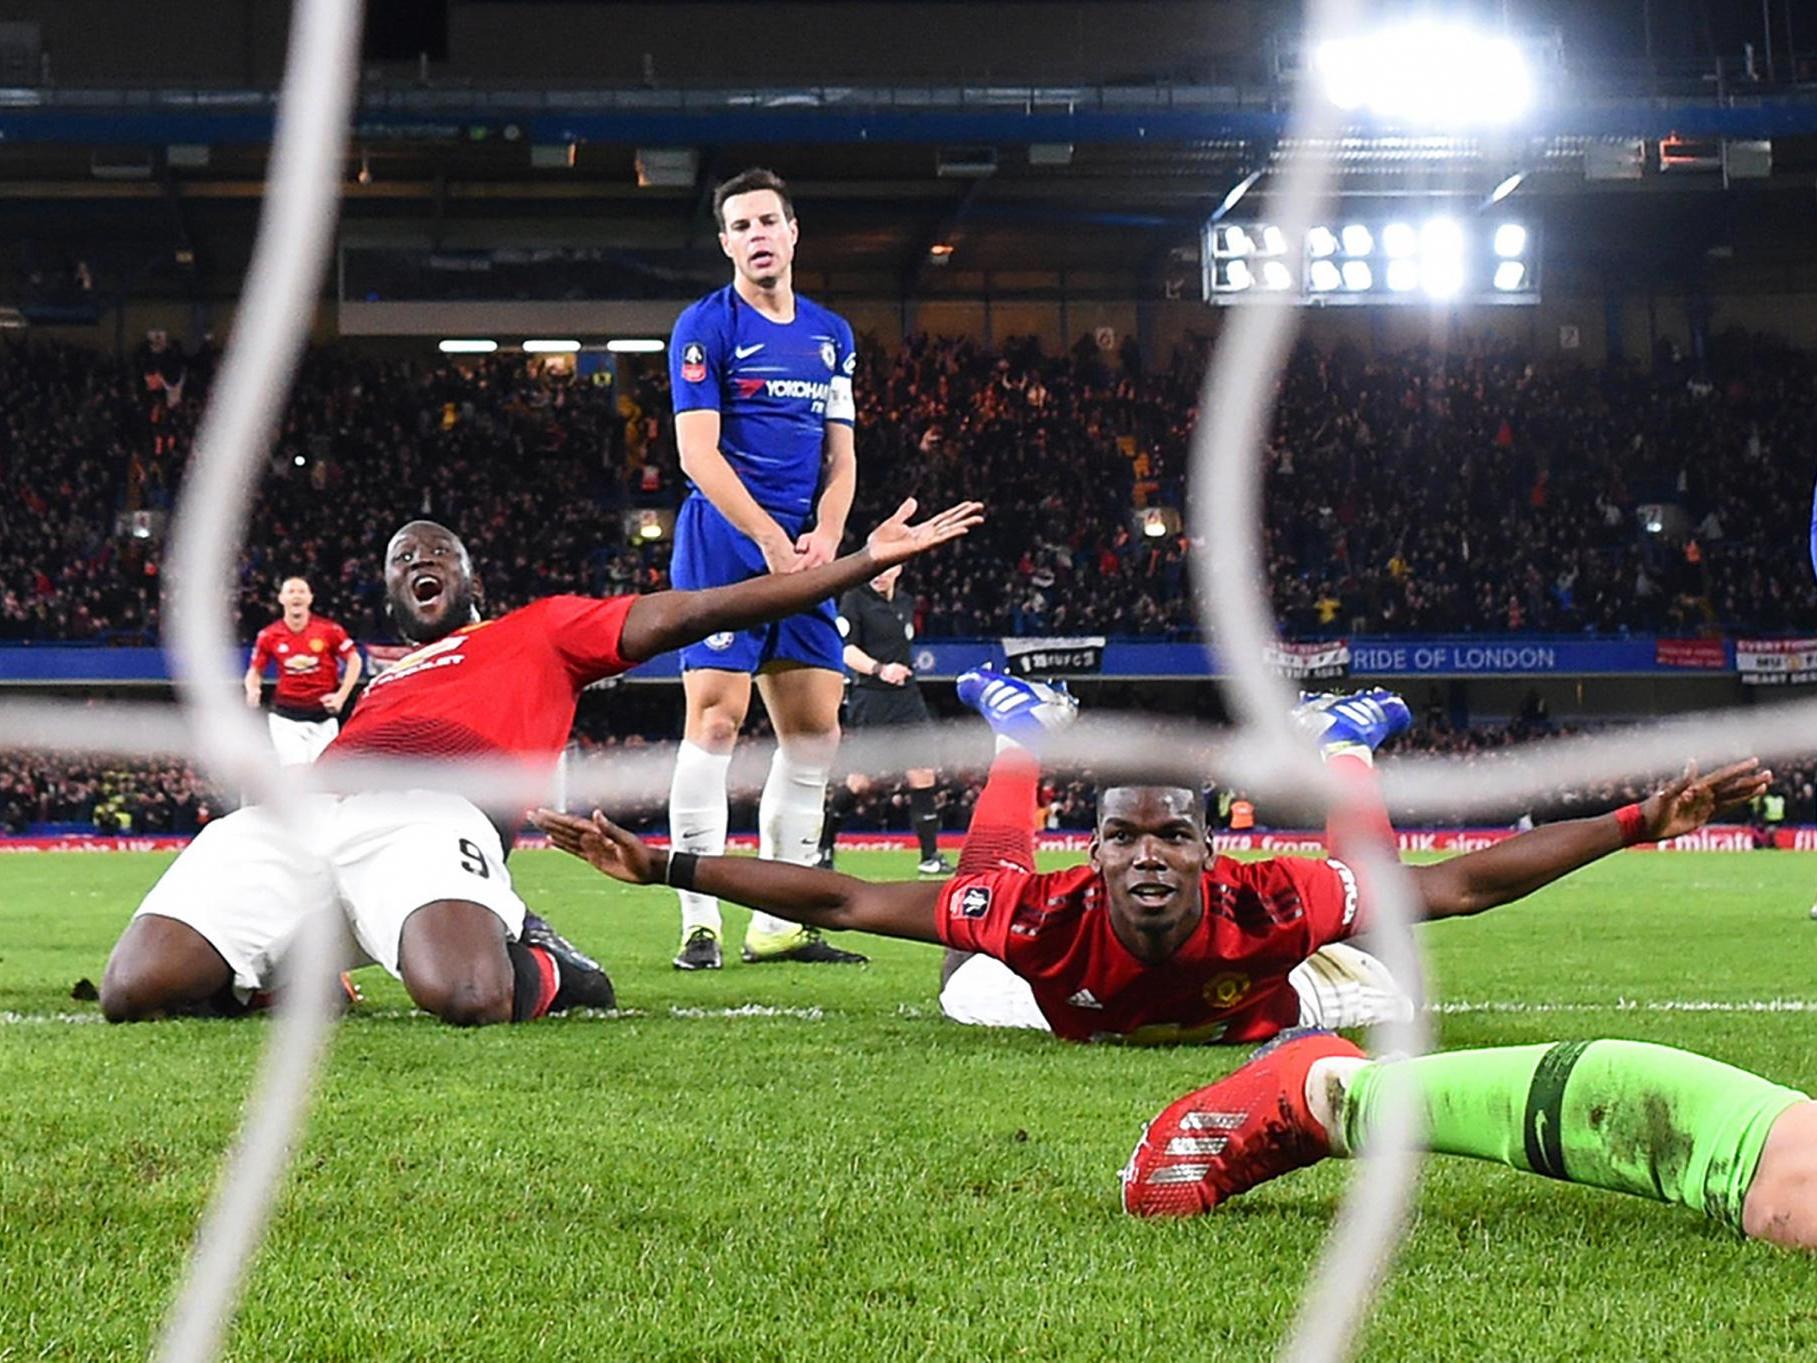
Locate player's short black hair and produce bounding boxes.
[1097,784,1206,829]
[713,168,795,231]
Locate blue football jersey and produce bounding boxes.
[669,285,856,520]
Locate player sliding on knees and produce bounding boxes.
[99,497,982,1027]
[536,670,1767,1045]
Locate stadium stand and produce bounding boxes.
[4,327,1816,644]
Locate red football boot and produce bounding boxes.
[1120,1028,1366,1217]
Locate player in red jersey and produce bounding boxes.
[99,497,981,1027]
[536,671,1766,1046]
[243,576,363,765]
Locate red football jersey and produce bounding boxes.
[329,595,636,762]
[937,855,1361,1044]
[249,615,356,710]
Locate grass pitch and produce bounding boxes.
[4,847,1817,1362]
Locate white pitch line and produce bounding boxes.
[1433,998,1817,1016]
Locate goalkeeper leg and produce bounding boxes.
[1319,1039,1816,1244]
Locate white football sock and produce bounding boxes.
[1290,943,1415,1030]
[751,744,830,937]
[668,740,731,935]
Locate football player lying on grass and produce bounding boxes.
[536,671,1768,1046]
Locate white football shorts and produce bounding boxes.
[132,789,526,994]
[938,944,1412,1037]
[267,712,339,765]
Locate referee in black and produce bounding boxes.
[818,563,952,875]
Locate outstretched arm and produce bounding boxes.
[1411,759,1768,920]
[534,809,946,943]
[616,497,982,662]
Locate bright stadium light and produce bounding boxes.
[606,338,666,354]
[1493,223,1528,258]
[1421,256,1466,299]
[438,339,497,354]
[1224,225,1255,256]
[1382,222,1417,258]
[1341,224,1374,257]
[1309,259,1342,292]
[1494,260,1527,291]
[1342,260,1373,291]
[1489,171,1525,204]
[1306,226,1338,258]
[1261,225,1289,256]
[1312,21,1535,127]
[1262,260,1294,291]
[1226,259,1254,290]
[522,338,581,353]
[1386,259,1419,292]
[1421,217,1465,259]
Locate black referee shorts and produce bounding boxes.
[845,684,932,731]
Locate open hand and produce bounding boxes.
[864,498,985,569]
[532,808,661,885]
[1641,759,1772,841]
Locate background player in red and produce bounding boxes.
[99,497,981,1028]
[536,670,1767,1046]
[242,576,363,765]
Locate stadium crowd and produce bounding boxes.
[0,753,224,835]
[3,326,1817,644]
[6,710,1814,838]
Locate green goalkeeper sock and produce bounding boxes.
[1338,1040,1807,1233]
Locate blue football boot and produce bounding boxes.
[955,663,1079,746]
[1291,688,1411,754]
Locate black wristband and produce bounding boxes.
[665,850,700,891]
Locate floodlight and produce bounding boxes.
[1386,260,1419,292]
[1493,261,1526,291]
[1382,222,1417,258]
[1262,261,1294,291]
[1309,260,1342,292]
[293,455,306,467]
[1142,510,1168,538]
[1224,226,1254,256]
[438,339,498,354]
[1226,259,1254,290]
[1342,260,1373,291]
[1312,21,1534,127]
[1341,224,1374,257]
[523,339,581,353]
[1261,226,1288,257]
[1420,217,1465,258]
[1493,223,1527,258]
[1306,226,1338,258]
[606,338,667,354]
[1421,257,1466,299]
